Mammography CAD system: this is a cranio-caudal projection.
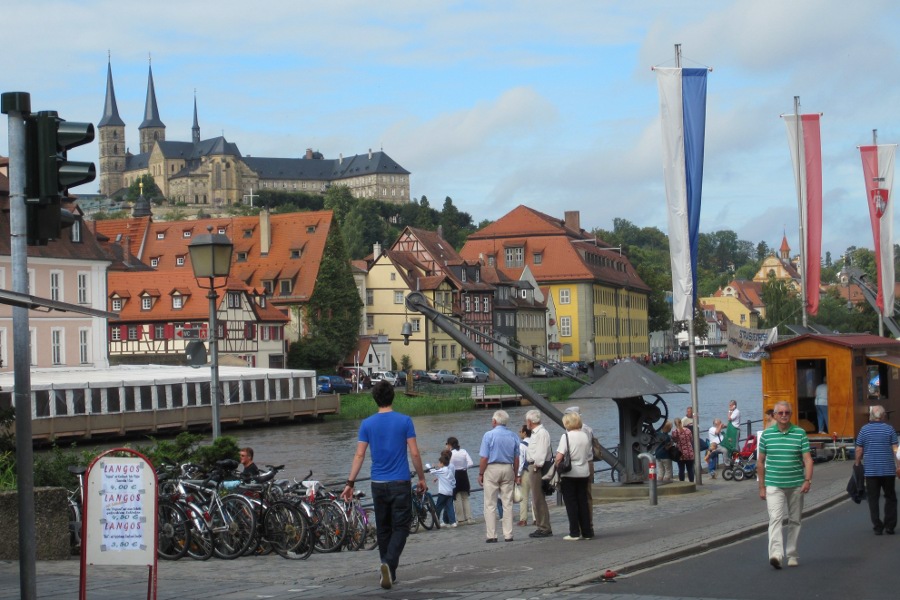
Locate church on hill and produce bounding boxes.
[97,61,411,207]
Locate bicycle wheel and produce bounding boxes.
[312,499,348,553]
[408,500,421,534]
[265,501,312,560]
[343,506,366,551]
[157,500,190,560]
[183,503,214,561]
[363,508,377,551]
[419,492,439,530]
[67,501,82,553]
[213,495,257,559]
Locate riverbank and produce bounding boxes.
[649,356,756,384]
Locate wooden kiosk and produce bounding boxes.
[761,333,900,439]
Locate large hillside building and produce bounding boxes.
[98,61,411,206]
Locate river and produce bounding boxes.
[232,366,763,485]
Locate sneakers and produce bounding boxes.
[787,557,799,567]
[769,555,782,570]
[380,563,392,590]
[563,535,582,541]
[448,522,458,528]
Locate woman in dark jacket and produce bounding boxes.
[446,437,474,524]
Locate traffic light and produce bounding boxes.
[23,110,95,245]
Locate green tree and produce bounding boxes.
[287,221,362,371]
[760,274,802,333]
[323,185,355,228]
[124,174,163,202]
[343,199,390,259]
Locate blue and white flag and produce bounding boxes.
[656,68,708,321]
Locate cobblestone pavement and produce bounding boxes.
[0,459,850,599]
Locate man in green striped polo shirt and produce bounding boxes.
[757,400,813,570]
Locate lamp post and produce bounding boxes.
[188,226,233,440]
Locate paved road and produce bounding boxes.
[579,498,896,600]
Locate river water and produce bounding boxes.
[234,366,763,486]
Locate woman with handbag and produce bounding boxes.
[554,411,594,541]
[672,418,695,482]
[654,420,674,483]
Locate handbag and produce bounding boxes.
[513,484,523,503]
[669,445,683,461]
[591,435,603,461]
[558,433,572,474]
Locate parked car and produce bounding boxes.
[411,369,429,382]
[370,371,399,386]
[394,371,407,386]
[532,364,551,377]
[318,375,353,395]
[427,369,458,384]
[552,362,575,376]
[460,366,489,383]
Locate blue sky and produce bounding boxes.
[3,0,899,260]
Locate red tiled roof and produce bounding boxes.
[89,217,152,260]
[460,206,648,291]
[95,211,334,305]
[0,200,112,262]
[108,271,288,323]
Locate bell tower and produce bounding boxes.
[97,57,126,197]
[138,61,166,154]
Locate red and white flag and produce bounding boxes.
[784,114,823,316]
[859,144,896,317]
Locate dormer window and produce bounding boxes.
[141,297,152,310]
[71,220,82,243]
[236,252,248,262]
[243,229,253,238]
[533,252,543,265]
[258,295,266,308]
[461,269,467,283]
[183,230,192,238]
[291,249,301,259]
[306,226,316,234]
[112,298,123,311]
[475,269,480,283]
[280,280,292,294]
[157,232,165,240]
[218,227,226,235]
[262,281,274,295]
[172,296,184,309]
[150,257,160,267]
[176,256,185,266]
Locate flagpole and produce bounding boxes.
[794,96,809,328]
[873,128,885,338]
[672,43,703,486]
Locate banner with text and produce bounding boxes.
[726,323,778,361]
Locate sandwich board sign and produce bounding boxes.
[79,448,157,600]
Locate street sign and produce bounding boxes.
[175,326,208,340]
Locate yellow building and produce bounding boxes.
[461,206,650,362]
[365,248,459,372]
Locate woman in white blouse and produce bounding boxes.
[554,412,594,541]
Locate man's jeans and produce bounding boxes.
[372,480,412,578]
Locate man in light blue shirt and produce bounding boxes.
[478,410,520,543]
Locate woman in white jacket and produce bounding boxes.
[446,437,474,525]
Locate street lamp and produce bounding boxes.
[188,226,233,440]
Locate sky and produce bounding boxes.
[3,0,899,260]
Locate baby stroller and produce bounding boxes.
[721,435,758,481]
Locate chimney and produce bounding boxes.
[368,148,372,159]
[564,210,581,232]
[437,224,444,240]
[339,153,343,165]
[123,235,131,267]
[373,242,382,260]
[260,209,271,256]
[305,148,313,159]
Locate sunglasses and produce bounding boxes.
[775,411,792,416]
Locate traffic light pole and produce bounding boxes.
[2,91,37,600]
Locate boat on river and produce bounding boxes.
[0,365,331,442]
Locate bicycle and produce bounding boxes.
[410,486,439,533]
[66,465,86,553]
[340,490,376,551]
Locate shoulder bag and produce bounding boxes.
[558,433,573,474]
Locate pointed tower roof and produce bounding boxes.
[98,60,125,127]
[192,92,200,145]
[139,64,165,130]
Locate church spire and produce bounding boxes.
[192,90,200,145]
[138,56,166,154]
[98,56,125,127]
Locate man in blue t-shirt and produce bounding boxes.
[342,381,426,590]
[855,405,900,535]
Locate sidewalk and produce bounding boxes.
[0,458,852,599]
